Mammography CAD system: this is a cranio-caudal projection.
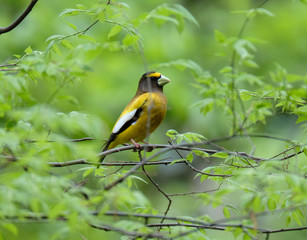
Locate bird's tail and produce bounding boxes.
[99,142,110,163]
[98,134,116,168]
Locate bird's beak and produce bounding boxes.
[158,75,171,86]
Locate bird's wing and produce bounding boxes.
[111,93,148,135]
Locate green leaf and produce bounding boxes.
[243,59,259,68]
[64,21,77,30]
[49,204,66,219]
[59,8,84,17]
[219,66,233,74]
[292,209,304,226]
[3,223,18,236]
[267,198,276,210]
[170,158,185,165]
[174,4,199,27]
[239,90,252,101]
[60,39,74,49]
[186,152,193,162]
[82,167,94,178]
[45,35,65,43]
[223,206,231,218]
[193,150,210,158]
[211,152,228,159]
[255,8,275,17]
[52,43,62,56]
[130,175,148,184]
[122,34,139,47]
[301,0,307,5]
[166,129,178,139]
[76,4,87,10]
[78,34,96,43]
[215,30,226,43]
[108,25,122,39]
[25,46,33,54]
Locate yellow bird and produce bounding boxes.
[100,71,170,162]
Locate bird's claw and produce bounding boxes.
[130,139,141,151]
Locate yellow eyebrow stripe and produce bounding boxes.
[146,72,161,78]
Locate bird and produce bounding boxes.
[99,71,171,162]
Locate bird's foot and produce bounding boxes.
[130,139,141,151]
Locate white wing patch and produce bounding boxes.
[112,109,137,134]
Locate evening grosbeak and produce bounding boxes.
[100,71,170,162]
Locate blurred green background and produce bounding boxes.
[1,0,307,239]
[1,0,307,139]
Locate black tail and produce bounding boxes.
[98,134,116,167]
[99,142,110,163]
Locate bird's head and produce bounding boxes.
[138,71,171,93]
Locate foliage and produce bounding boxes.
[1,0,307,239]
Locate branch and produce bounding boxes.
[88,223,168,239]
[141,164,172,224]
[103,147,172,190]
[45,141,304,169]
[0,0,39,35]
[146,222,307,234]
[26,137,95,143]
[97,143,266,162]
[5,209,307,237]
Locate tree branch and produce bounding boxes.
[0,0,39,35]
[45,141,304,169]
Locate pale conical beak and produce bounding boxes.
[158,75,171,86]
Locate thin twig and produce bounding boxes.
[89,222,168,239]
[139,150,172,226]
[0,0,39,35]
[26,137,94,143]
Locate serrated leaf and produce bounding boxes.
[108,25,122,39]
